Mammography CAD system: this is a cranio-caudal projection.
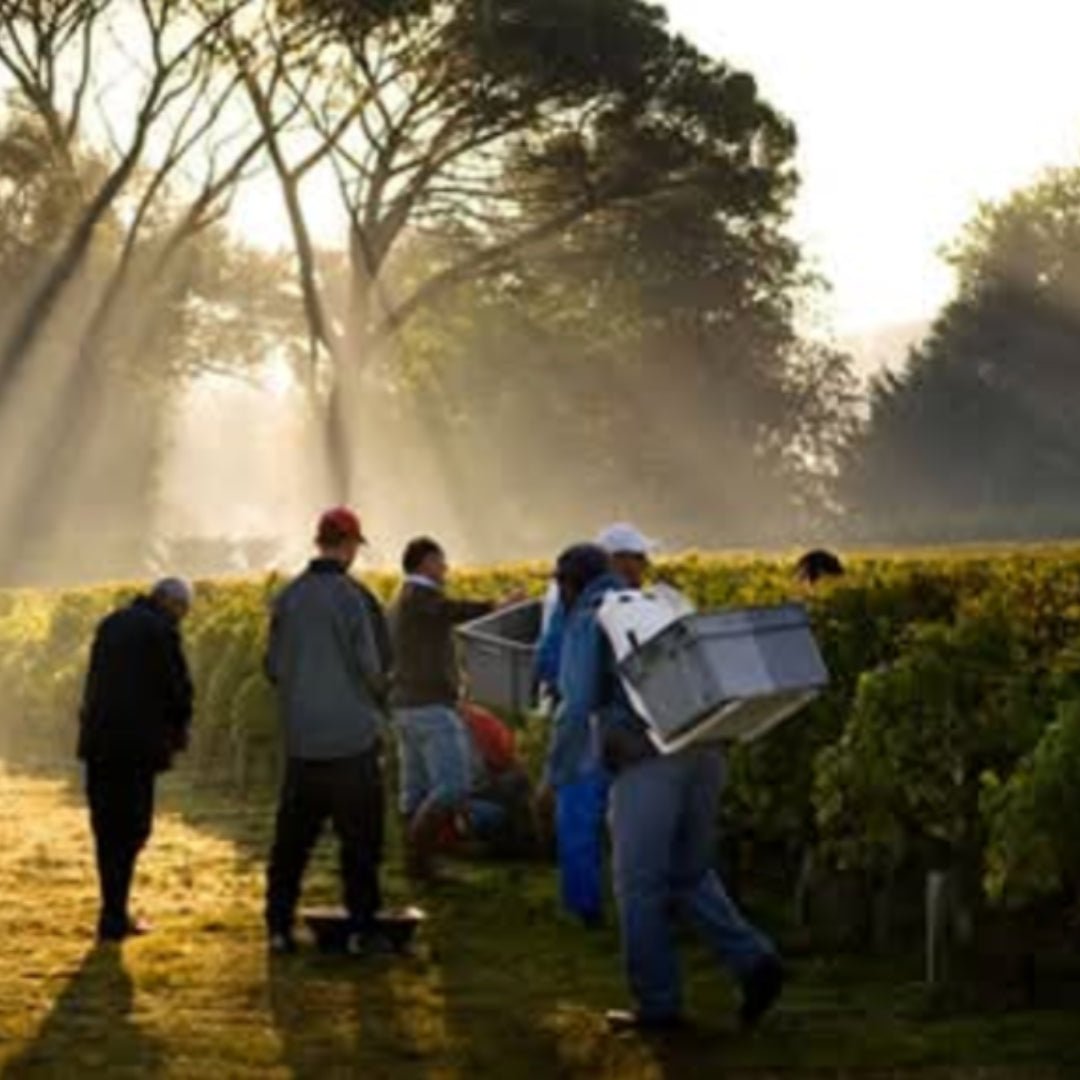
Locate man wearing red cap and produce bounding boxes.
[264,507,391,954]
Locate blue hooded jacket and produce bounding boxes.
[535,598,566,690]
[546,572,639,787]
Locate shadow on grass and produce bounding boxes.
[170,779,572,1073]
[110,781,837,1075]
[2,946,163,1079]
[265,944,573,1077]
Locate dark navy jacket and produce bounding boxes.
[78,596,193,771]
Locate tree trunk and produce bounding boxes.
[323,376,353,503]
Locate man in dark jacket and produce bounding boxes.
[265,507,390,954]
[389,537,495,882]
[78,578,194,942]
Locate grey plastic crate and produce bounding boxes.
[618,603,828,751]
[456,600,542,714]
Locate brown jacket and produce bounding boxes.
[389,581,493,708]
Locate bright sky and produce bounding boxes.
[662,0,1080,336]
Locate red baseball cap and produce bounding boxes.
[316,506,366,545]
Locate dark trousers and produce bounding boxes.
[266,750,384,935]
[86,760,157,935]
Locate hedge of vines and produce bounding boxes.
[4,550,1080,918]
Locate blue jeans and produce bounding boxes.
[610,747,776,1019]
[556,771,610,922]
[467,798,506,837]
[394,706,472,820]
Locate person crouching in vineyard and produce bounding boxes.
[548,544,784,1033]
[264,508,392,956]
[78,578,194,942]
[457,702,537,858]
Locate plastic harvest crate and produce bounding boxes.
[612,602,829,753]
[456,600,542,714]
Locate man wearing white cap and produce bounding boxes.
[550,547,783,1032]
[595,522,659,590]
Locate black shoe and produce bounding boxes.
[268,931,298,956]
[605,1009,686,1035]
[581,913,605,932]
[739,955,785,1029]
[97,916,151,943]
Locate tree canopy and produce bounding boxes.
[840,167,1080,542]
[0,0,859,581]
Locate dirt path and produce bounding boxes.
[0,764,1073,1079]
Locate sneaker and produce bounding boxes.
[739,955,785,1029]
[268,931,297,956]
[605,1009,687,1035]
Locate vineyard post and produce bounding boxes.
[925,868,953,986]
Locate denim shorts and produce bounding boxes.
[393,705,474,818]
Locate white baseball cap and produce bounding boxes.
[595,522,660,557]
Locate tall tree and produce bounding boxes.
[0,0,255,394]
[379,157,855,555]
[0,102,306,583]
[236,0,797,497]
[839,167,1080,542]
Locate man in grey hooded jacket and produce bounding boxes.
[264,507,390,954]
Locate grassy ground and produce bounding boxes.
[0,763,1076,1079]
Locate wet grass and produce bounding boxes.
[0,762,1075,1078]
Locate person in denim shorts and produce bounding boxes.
[388,537,494,881]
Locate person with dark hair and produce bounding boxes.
[794,549,845,586]
[389,537,497,882]
[78,577,194,941]
[537,524,674,929]
[264,507,391,955]
[549,543,784,1033]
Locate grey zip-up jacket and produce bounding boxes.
[266,559,390,761]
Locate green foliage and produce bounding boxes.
[814,614,1038,875]
[983,699,1080,908]
[392,130,846,553]
[3,548,1080,915]
[841,164,1080,544]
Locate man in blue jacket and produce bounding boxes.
[548,543,784,1033]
